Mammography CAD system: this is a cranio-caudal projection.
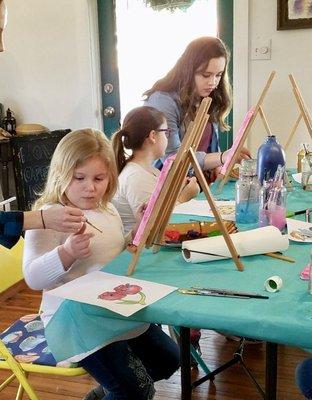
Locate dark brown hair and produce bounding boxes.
[112,106,165,174]
[143,36,232,131]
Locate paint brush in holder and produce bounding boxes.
[259,165,287,232]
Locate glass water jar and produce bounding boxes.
[301,152,312,191]
[259,184,287,232]
[235,159,261,231]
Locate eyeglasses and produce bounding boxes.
[156,128,172,138]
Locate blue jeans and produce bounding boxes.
[296,358,312,399]
[79,324,180,400]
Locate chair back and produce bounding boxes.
[10,129,70,210]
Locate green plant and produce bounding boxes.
[145,0,195,12]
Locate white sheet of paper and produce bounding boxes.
[47,271,177,317]
[182,226,289,263]
[287,218,312,243]
[173,199,236,221]
[292,173,302,184]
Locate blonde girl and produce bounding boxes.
[23,128,180,400]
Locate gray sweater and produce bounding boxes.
[144,91,220,169]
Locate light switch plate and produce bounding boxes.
[251,39,271,60]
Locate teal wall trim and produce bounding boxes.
[97,0,121,137]
[217,0,233,150]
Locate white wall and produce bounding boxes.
[234,0,312,167]
[2,0,311,166]
[0,0,102,131]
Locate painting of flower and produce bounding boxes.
[98,284,146,305]
[47,271,177,317]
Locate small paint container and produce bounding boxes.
[264,276,283,293]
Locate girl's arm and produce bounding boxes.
[125,172,156,222]
[203,147,251,171]
[23,228,68,290]
[23,224,94,290]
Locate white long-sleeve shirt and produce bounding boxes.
[112,162,159,234]
[23,203,149,346]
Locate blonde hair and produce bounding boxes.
[33,128,118,210]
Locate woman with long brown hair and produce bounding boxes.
[144,36,250,178]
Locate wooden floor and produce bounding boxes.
[0,285,307,399]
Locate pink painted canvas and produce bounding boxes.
[220,107,255,176]
[132,155,176,246]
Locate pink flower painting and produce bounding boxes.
[98,283,146,305]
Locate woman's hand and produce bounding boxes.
[178,177,200,203]
[43,205,86,233]
[222,146,251,165]
[58,224,94,270]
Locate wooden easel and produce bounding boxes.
[217,71,276,192]
[284,74,312,150]
[127,97,243,276]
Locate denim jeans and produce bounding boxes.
[296,358,312,399]
[79,324,180,400]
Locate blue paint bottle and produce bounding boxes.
[257,135,285,183]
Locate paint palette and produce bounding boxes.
[287,218,312,243]
[164,220,237,245]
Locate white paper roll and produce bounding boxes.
[182,226,289,263]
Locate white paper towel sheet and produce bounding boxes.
[173,199,235,221]
[182,226,289,263]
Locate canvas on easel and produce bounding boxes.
[284,74,312,150]
[217,71,276,192]
[127,97,243,276]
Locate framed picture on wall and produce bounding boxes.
[277,0,312,30]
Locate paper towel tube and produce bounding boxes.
[182,226,289,263]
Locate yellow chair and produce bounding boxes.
[0,334,86,400]
[0,219,87,399]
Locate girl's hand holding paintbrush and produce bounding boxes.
[58,223,94,270]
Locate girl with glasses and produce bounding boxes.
[143,36,251,182]
[112,106,200,234]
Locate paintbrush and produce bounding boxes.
[264,252,295,263]
[59,202,103,234]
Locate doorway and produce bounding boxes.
[97,0,232,149]
[116,0,217,118]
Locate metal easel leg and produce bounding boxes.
[192,338,265,399]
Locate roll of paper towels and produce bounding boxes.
[182,226,289,263]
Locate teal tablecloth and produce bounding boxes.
[46,180,312,362]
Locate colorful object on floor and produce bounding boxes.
[300,264,311,280]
